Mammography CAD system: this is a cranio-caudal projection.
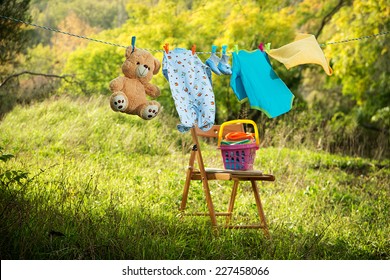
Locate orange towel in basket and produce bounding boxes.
[225,132,254,141]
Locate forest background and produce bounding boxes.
[0,0,389,260]
[1,0,389,159]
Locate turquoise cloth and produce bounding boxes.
[230,50,294,118]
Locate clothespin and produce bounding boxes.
[234,44,239,53]
[221,45,228,55]
[131,36,136,54]
[258,42,265,52]
[163,43,169,54]
[191,44,196,55]
[264,42,271,52]
[211,45,217,54]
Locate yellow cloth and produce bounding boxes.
[267,33,333,76]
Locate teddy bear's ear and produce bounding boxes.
[153,58,161,74]
[125,46,135,58]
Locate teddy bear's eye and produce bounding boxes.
[137,62,140,65]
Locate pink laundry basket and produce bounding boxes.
[218,120,260,171]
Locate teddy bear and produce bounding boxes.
[109,47,161,120]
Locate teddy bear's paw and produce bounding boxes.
[110,93,128,112]
[141,104,160,120]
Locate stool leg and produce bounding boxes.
[226,180,239,226]
[180,151,196,211]
[202,178,218,227]
[251,181,270,237]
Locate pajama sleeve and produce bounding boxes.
[230,52,248,102]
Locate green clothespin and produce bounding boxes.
[234,44,239,53]
[264,42,271,52]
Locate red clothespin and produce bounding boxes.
[258,42,265,52]
[191,44,196,55]
[163,43,169,54]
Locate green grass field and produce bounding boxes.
[0,95,389,259]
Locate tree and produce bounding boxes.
[302,0,390,131]
[0,0,31,75]
[51,12,98,53]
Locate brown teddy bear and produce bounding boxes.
[109,47,161,120]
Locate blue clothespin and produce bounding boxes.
[221,45,228,55]
[131,36,136,54]
[211,45,217,54]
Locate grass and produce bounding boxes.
[0,95,389,260]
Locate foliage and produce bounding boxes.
[1,0,389,159]
[327,2,389,107]
[60,42,124,95]
[57,0,388,132]
[0,158,28,187]
[29,0,128,45]
[1,0,388,260]
[0,147,15,163]
[0,0,32,75]
[258,102,389,159]
[59,0,298,116]
[295,0,390,135]
[0,96,389,259]
[0,42,68,118]
[0,147,29,255]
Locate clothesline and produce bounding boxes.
[1,15,389,53]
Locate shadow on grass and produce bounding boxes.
[1,185,388,260]
[268,222,389,260]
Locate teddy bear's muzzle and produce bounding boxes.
[136,65,150,78]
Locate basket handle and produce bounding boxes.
[218,119,260,147]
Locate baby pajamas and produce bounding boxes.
[230,49,294,118]
[163,48,215,132]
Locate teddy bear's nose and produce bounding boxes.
[136,64,150,78]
